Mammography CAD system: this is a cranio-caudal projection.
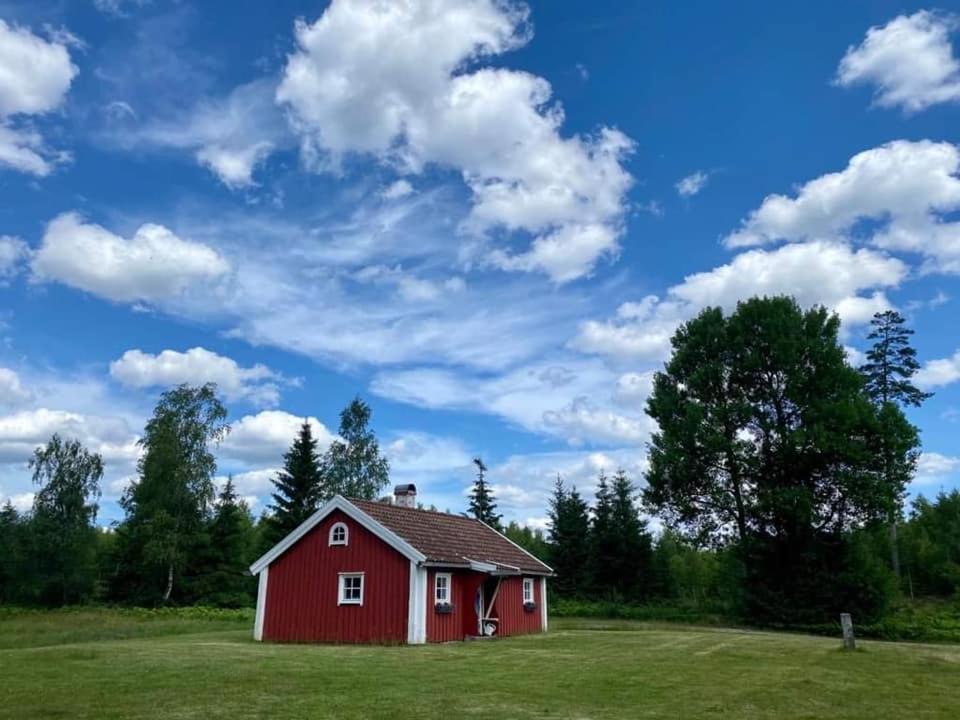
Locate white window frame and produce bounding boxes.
[338,572,364,606]
[523,577,535,604]
[329,522,349,546]
[434,572,452,605]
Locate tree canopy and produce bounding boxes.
[322,397,390,500]
[468,456,502,529]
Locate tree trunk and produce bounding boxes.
[163,563,174,603]
[889,516,901,580]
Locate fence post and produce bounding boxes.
[840,613,856,651]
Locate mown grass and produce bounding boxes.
[1,609,958,719]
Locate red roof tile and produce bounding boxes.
[349,499,551,575]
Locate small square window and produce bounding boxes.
[338,573,364,605]
[435,573,452,605]
[523,578,534,604]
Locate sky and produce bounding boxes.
[1,0,960,529]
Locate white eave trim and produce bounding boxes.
[463,557,498,573]
[249,495,427,575]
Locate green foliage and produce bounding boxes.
[321,397,390,500]
[503,521,549,560]
[265,420,324,548]
[0,502,30,604]
[28,435,104,605]
[547,477,591,597]
[860,309,932,408]
[644,296,904,623]
[901,490,960,596]
[467,456,502,529]
[113,384,229,605]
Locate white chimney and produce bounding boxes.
[394,483,417,508]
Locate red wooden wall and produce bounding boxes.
[425,569,485,643]
[491,576,543,636]
[263,510,410,643]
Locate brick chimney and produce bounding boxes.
[393,483,417,508]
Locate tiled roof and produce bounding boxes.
[349,499,551,575]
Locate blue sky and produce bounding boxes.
[1,0,960,528]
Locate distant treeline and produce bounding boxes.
[1,297,956,630]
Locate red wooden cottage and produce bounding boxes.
[249,484,552,644]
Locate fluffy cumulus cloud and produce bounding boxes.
[916,349,960,390]
[836,11,960,112]
[0,19,77,175]
[110,347,292,407]
[276,0,634,282]
[574,241,906,362]
[0,368,31,407]
[723,140,960,274]
[675,170,709,197]
[31,212,229,304]
[219,410,336,467]
[0,407,139,468]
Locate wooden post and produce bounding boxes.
[840,613,856,651]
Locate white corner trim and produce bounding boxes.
[253,566,268,641]
[407,561,427,644]
[540,576,548,632]
[249,495,426,575]
[476,519,554,573]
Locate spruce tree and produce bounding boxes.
[468,457,502,529]
[322,397,390,500]
[860,310,927,579]
[547,476,591,597]
[609,469,652,600]
[195,478,256,607]
[266,421,324,547]
[589,471,617,596]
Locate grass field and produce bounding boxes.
[1,609,958,719]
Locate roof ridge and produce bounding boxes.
[349,497,484,523]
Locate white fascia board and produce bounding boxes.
[249,495,426,575]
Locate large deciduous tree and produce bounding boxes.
[322,397,390,500]
[645,296,905,621]
[115,384,229,604]
[468,456,502,529]
[29,434,103,605]
[264,420,325,548]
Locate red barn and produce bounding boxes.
[249,484,552,644]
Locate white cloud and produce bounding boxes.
[915,451,960,485]
[722,140,960,274]
[386,431,472,474]
[0,368,31,407]
[0,491,34,512]
[0,236,27,280]
[128,80,286,188]
[575,241,905,362]
[372,357,647,447]
[219,410,336,467]
[836,11,960,112]
[614,371,654,407]
[110,347,291,407]
[916,349,960,390]
[276,0,634,282]
[215,468,278,497]
[32,212,229,304]
[676,170,709,197]
[0,20,78,176]
[382,179,414,200]
[0,407,139,467]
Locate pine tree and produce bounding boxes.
[547,476,590,597]
[860,310,928,579]
[322,397,390,500]
[265,421,324,547]
[468,457,502,529]
[29,434,103,605]
[860,310,932,407]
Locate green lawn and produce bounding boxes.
[1,610,958,719]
